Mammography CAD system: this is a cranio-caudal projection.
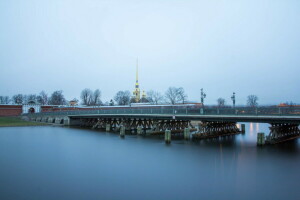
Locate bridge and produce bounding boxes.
[24,106,300,145]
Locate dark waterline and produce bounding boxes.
[0,124,300,200]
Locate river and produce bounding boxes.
[0,123,299,200]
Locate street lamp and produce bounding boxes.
[200,88,206,105]
[231,92,236,108]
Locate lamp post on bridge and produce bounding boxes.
[200,88,206,106]
[200,88,206,115]
[231,92,236,108]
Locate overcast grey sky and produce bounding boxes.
[0,0,299,105]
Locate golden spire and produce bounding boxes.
[133,57,141,102]
[136,57,138,84]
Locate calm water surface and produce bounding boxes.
[0,123,300,200]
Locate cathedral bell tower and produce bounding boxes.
[132,58,141,102]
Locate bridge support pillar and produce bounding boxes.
[197,123,201,132]
[55,117,61,124]
[241,124,245,134]
[106,124,111,132]
[63,117,70,125]
[165,130,171,144]
[257,132,265,145]
[41,117,47,122]
[47,117,52,123]
[120,126,125,138]
[137,126,143,135]
[184,128,190,140]
[265,123,300,144]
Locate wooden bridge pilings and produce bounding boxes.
[26,110,300,144]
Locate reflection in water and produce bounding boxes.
[0,125,299,200]
[249,122,253,134]
[247,123,265,135]
[219,144,223,174]
[246,122,263,141]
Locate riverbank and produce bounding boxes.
[0,117,46,127]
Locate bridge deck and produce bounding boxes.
[68,114,300,123]
[25,106,300,124]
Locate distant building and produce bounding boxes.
[22,101,41,114]
[278,103,289,107]
[69,99,79,106]
[132,59,147,103]
[278,103,299,107]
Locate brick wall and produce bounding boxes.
[0,105,22,116]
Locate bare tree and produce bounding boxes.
[147,90,164,105]
[130,97,137,103]
[49,90,66,105]
[12,94,23,104]
[37,91,48,105]
[0,96,5,104]
[217,98,226,107]
[81,88,93,105]
[91,89,102,106]
[285,101,296,107]
[1,96,10,104]
[27,94,37,103]
[80,89,102,106]
[153,92,164,104]
[165,87,187,104]
[247,95,258,107]
[284,101,296,112]
[4,96,10,104]
[177,87,187,104]
[146,91,154,103]
[114,90,131,105]
[165,87,178,104]
[37,95,43,105]
[0,96,10,104]
[23,95,28,104]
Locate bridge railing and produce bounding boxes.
[23,106,300,117]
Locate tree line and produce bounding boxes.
[0,91,66,105]
[2,87,294,107]
[112,87,187,106]
[0,87,187,106]
[112,88,262,107]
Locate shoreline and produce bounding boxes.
[0,124,49,127]
[0,116,48,127]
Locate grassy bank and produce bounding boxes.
[0,117,46,127]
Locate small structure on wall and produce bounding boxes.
[22,101,41,114]
[69,99,79,106]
